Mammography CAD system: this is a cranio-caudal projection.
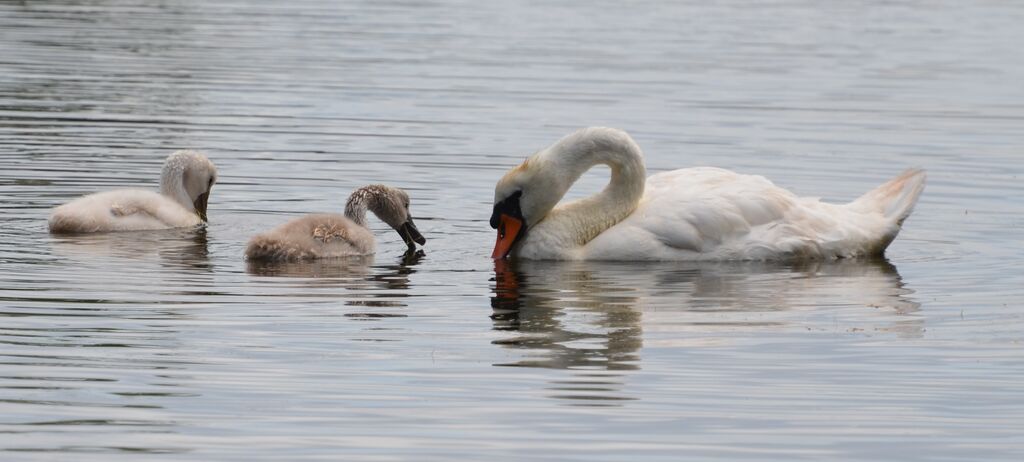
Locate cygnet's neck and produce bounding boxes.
[344,185,390,227]
[160,155,195,212]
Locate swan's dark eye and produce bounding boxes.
[490,190,523,229]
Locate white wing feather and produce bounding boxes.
[49,189,200,233]
[583,168,904,261]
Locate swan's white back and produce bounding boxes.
[580,167,925,261]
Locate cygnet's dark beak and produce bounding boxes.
[193,191,210,222]
[398,217,426,249]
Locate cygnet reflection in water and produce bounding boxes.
[246,250,426,310]
[246,254,376,279]
[246,249,424,279]
[49,227,212,271]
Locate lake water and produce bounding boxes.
[1,0,1022,460]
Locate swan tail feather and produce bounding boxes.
[851,168,926,227]
[841,169,925,256]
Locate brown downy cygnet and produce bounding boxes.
[245,184,426,261]
[49,150,217,233]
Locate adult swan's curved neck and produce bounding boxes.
[533,128,647,248]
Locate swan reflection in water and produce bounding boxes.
[490,258,921,404]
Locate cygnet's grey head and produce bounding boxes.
[160,150,217,222]
[345,184,426,249]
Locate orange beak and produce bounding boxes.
[491,214,524,259]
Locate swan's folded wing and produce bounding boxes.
[111,190,202,229]
[50,189,198,233]
[605,168,802,259]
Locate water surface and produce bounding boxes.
[1,0,1023,460]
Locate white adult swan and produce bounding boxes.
[49,150,217,233]
[490,127,925,261]
[245,184,426,261]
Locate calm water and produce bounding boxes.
[1,0,1023,460]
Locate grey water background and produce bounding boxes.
[1,0,1022,459]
